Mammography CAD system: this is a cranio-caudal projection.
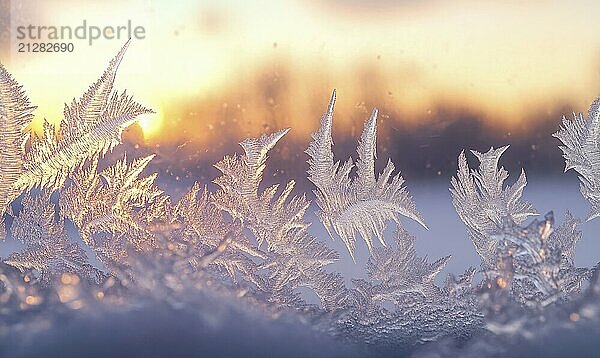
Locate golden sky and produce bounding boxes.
[2,0,600,148]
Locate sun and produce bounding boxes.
[137,107,164,139]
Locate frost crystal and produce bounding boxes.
[2,43,600,355]
[0,40,151,242]
[14,40,152,193]
[213,129,291,247]
[488,212,591,307]
[554,98,600,220]
[450,146,537,266]
[0,63,35,229]
[60,154,162,273]
[148,182,264,286]
[306,90,426,258]
[360,228,450,302]
[334,229,483,349]
[6,193,103,284]
[213,129,347,310]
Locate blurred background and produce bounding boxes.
[1,0,599,274]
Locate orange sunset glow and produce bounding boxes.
[1,0,599,158]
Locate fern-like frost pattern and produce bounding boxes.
[6,193,103,284]
[450,146,536,266]
[14,40,152,193]
[213,128,346,310]
[0,63,35,230]
[0,45,600,355]
[306,90,426,258]
[554,99,600,220]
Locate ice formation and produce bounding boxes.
[0,43,598,355]
[489,212,590,307]
[450,146,537,267]
[306,90,426,258]
[0,40,150,239]
[554,99,600,220]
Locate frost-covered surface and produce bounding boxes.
[0,44,599,356]
[414,269,600,357]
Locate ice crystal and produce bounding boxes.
[60,154,162,273]
[2,43,600,355]
[450,146,592,307]
[359,228,450,302]
[422,267,600,356]
[149,182,264,286]
[0,40,151,241]
[306,90,426,258]
[0,63,35,229]
[450,146,537,267]
[14,40,152,193]
[213,128,346,310]
[6,193,103,284]
[443,266,477,300]
[488,212,590,307]
[546,211,581,263]
[554,98,600,220]
[213,128,291,246]
[334,229,483,349]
